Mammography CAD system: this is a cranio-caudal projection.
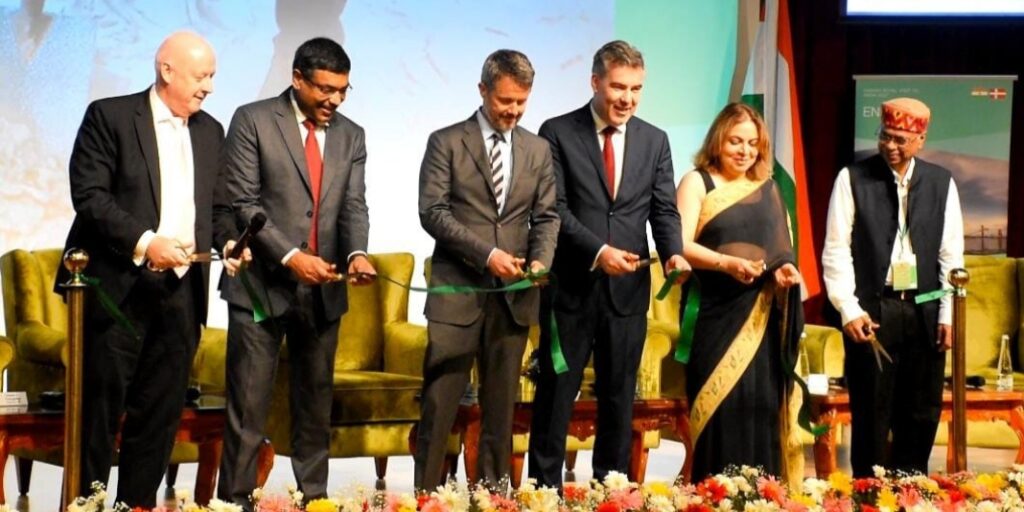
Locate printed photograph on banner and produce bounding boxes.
[854,75,1015,255]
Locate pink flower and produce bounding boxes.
[898,486,923,508]
[256,494,299,512]
[757,476,787,505]
[420,497,449,512]
[606,489,642,510]
[822,496,853,512]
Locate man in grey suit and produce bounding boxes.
[528,40,689,487]
[217,37,375,507]
[415,49,560,491]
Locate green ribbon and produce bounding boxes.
[376,272,542,295]
[380,268,567,374]
[655,269,683,301]
[675,278,702,364]
[653,269,700,364]
[80,275,140,340]
[915,288,953,304]
[548,310,568,374]
[780,341,830,438]
[237,268,272,323]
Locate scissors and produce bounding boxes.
[866,333,893,370]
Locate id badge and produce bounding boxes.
[892,258,918,291]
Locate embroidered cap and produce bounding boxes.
[881,97,931,134]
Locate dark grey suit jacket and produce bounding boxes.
[57,89,226,323]
[220,89,369,321]
[419,113,560,327]
[540,104,682,316]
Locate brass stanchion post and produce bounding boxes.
[60,249,89,510]
[949,268,969,473]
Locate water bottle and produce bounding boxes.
[997,334,1014,391]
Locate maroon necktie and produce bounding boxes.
[602,126,616,199]
[303,119,323,254]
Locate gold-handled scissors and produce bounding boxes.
[866,333,893,370]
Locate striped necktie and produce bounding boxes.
[490,132,506,213]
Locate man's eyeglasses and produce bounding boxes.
[877,130,919,148]
[303,76,352,98]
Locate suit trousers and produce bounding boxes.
[845,296,946,477]
[414,293,528,491]
[218,285,339,508]
[528,281,647,487]
[80,268,200,507]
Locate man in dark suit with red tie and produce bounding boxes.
[528,40,689,487]
[217,37,375,507]
[56,32,234,507]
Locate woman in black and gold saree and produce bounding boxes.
[675,103,804,482]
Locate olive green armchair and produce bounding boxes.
[0,248,227,500]
[263,252,447,489]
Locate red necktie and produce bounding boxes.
[303,119,323,254]
[602,126,616,199]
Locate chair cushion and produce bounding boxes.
[331,371,422,425]
[958,255,1019,373]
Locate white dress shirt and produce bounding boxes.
[477,109,513,214]
[589,105,627,269]
[822,157,965,326]
[133,86,196,277]
[479,109,515,267]
[281,93,367,267]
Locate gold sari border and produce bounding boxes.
[689,284,773,444]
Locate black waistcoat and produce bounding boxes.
[848,154,951,344]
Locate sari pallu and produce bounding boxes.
[683,172,804,483]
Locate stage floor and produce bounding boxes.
[5,438,1018,511]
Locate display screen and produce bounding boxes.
[845,0,1024,17]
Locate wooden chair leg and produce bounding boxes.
[15,457,31,496]
[564,451,577,483]
[510,453,525,490]
[256,439,276,488]
[374,457,388,490]
[194,440,221,505]
[164,464,179,504]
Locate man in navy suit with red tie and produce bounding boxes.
[528,40,689,487]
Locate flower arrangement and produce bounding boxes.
[69,465,1024,512]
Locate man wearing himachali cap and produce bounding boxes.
[821,97,964,476]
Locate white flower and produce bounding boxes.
[433,482,470,511]
[732,476,752,494]
[251,488,263,501]
[398,494,418,511]
[973,501,999,512]
[715,475,738,495]
[519,478,537,492]
[472,486,493,511]
[646,495,674,512]
[873,465,887,478]
[740,466,760,478]
[207,499,244,512]
[603,471,631,491]
[802,478,829,502]
[719,497,735,511]
[743,499,777,512]
[291,491,304,505]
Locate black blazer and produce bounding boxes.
[539,104,683,316]
[56,89,227,323]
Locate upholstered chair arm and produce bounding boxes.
[383,322,428,377]
[803,324,844,377]
[15,320,67,367]
[0,334,14,373]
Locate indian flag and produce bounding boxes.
[734,0,821,299]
